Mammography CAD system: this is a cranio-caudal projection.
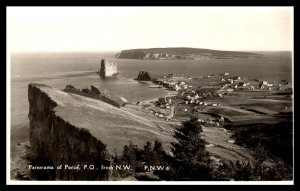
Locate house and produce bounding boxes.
[227,79,234,84]
[233,76,241,81]
[152,53,160,58]
[197,118,204,122]
[182,85,188,89]
[166,97,172,104]
[221,84,227,90]
[261,81,268,86]
[238,82,247,87]
[219,116,225,122]
[167,73,174,78]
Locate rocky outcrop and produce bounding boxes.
[63,85,126,108]
[99,59,117,78]
[135,70,152,81]
[28,83,174,180]
[91,85,101,95]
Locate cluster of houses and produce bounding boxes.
[179,89,222,108]
[181,90,203,105]
[220,76,242,85]
[150,73,291,124]
[155,97,173,109]
[149,110,166,118]
[258,81,275,90]
[197,116,225,127]
[153,79,190,91]
[219,75,283,92]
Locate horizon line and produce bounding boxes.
[10,48,293,54]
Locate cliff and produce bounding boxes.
[28,83,174,180]
[99,59,117,78]
[116,47,263,60]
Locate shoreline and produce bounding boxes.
[130,79,176,105]
[10,69,293,181]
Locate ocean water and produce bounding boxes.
[10,51,292,142]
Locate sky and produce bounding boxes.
[7,7,293,52]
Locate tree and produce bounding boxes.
[169,117,213,180]
[121,141,138,166]
[153,140,164,153]
[140,141,153,163]
[251,143,293,181]
[233,160,252,181]
[152,140,166,164]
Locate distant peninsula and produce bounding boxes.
[115,47,263,60]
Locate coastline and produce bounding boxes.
[10,55,293,181]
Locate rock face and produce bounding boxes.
[99,59,117,78]
[28,83,174,180]
[91,85,101,95]
[63,85,126,108]
[135,70,152,81]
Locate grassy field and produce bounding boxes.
[36,84,176,155]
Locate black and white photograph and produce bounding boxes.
[6,6,293,184]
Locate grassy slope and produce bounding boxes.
[37,84,175,155]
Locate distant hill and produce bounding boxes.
[116,47,263,60]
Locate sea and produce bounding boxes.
[9,51,292,149]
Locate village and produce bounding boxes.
[141,72,292,129]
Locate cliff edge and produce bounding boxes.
[28,83,174,180]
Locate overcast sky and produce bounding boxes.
[7,7,293,52]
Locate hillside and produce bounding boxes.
[28,83,175,155]
[116,47,263,60]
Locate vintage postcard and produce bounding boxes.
[7,6,293,185]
